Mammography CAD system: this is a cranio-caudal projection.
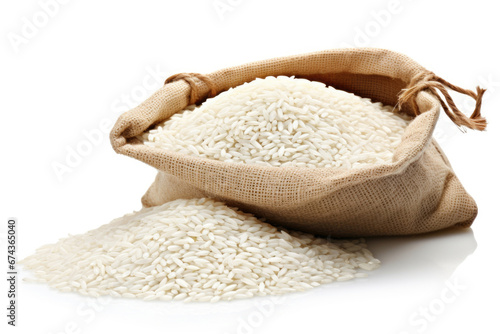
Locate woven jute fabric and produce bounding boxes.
[110,48,485,237]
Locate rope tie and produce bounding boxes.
[398,72,487,131]
[165,73,217,105]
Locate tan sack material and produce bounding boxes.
[110,48,487,237]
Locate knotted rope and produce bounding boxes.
[398,72,487,131]
[165,73,217,105]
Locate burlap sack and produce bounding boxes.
[110,48,487,237]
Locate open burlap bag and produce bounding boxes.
[110,48,486,237]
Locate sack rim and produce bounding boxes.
[110,48,444,205]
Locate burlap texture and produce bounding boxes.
[110,48,478,237]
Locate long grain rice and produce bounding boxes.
[22,198,380,302]
[142,76,411,168]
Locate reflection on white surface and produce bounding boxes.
[368,227,477,281]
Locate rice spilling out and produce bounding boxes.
[143,76,411,168]
[22,198,380,302]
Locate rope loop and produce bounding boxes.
[165,73,217,105]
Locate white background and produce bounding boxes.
[2,1,499,333]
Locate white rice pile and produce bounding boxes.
[143,76,411,168]
[22,198,380,302]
